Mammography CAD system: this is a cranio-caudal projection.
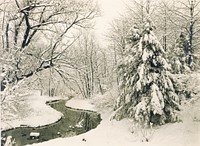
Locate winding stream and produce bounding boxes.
[1,100,101,146]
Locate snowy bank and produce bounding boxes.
[3,72,200,146]
[65,98,96,112]
[27,85,200,146]
[1,91,64,131]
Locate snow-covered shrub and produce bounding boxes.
[114,21,181,126]
[131,121,155,142]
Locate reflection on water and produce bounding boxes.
[1,100,101,146]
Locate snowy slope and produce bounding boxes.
[2,73,199,146]
[1,91,63,130]
[151,97,200,146]
[26,73,200,146]
[26,95,200,146]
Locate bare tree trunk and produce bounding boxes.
[49,69,51,97]
[85,72,91,98]
[188,0,195,67]
[146,0,150,14]
[97,77,103,95]
[113,44,120,88]
[163,8,167,51]
[90,51,94,97]
[5,23,9,49]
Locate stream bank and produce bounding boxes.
[1,100,101,146]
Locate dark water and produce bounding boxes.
[1,100,101,146]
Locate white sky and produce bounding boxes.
[95,0,127,46]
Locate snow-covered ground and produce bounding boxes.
[1,74,200,146]
[26,93,200,146]
[1,91,63,130]
[26,73,200,146]
[65,98,96,112]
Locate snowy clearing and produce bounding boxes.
[26,96,200,146]
[1,0,200,145]
[26,74,200,146]
[2,74,200,146]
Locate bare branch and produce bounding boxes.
[14,0,20,9]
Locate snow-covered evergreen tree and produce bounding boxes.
[169,32,190,74]
[114,20,181,126]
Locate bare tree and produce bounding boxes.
[66,31,108,98]
[165,0,200,67]
[75,32,96,98]
[108,17,130,59]
[0,0,99,94]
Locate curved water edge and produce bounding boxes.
[1,99,102,146]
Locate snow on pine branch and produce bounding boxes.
[115,20,181,126]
